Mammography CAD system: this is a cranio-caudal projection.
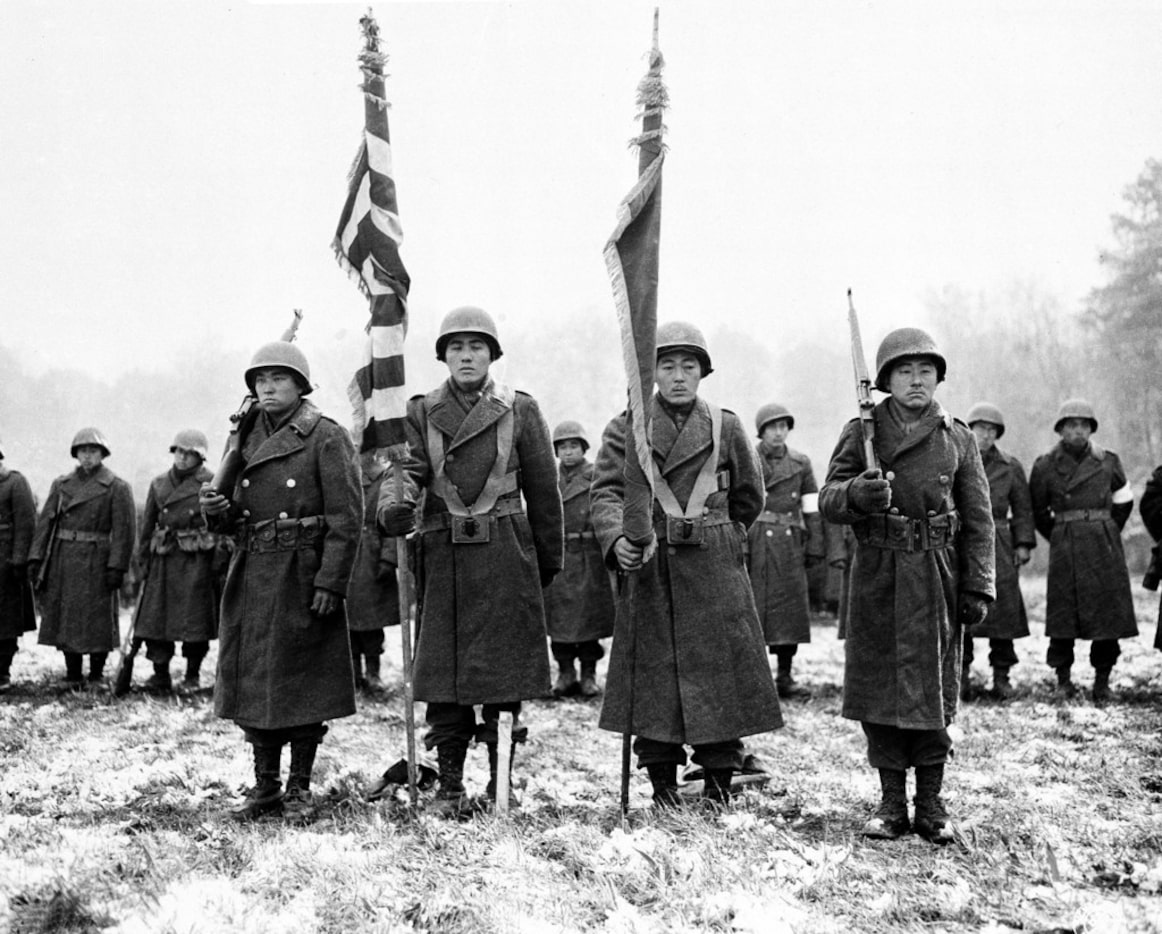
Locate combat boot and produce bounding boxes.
[647,763,682,809]
[959,662,973,702]
[183,655,204,690]
[351,652,365,691]
[485,741,520,808]
[145,662,173,694]
[1054,666,1078,699]
[702,768,733,806]
[552,661,578,698]
[861,769,910,839]
[87,653,107,686]
[363,655,385,694]
[0,651,13,694]
[578,661,601,698]
[230,744,283,821]
[991,666,1012,700]
[913,764,955,845]
[427,741,472,819]
[775,658,807,698]
[283,740,320,823]
[63,652,84,689]
[1092,668,1112,704]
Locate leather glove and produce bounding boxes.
[849,468,892,514]
[105,568,125,591]
[540,567,558,588]
[958,592,990,629]
[379,504,417,537]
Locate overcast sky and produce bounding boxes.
[2,0,1160,391]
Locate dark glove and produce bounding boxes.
[26,561,40,585]
[849,468,892,514]
[540,567,558,588]
[376,559,396,582]
[105,568,125,591]
[958,592,990,629]
[379,504,417,537]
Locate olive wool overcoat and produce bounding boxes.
[0,466,36,639]
[347,461,400,633]
[974,446,1035,640]
[591,396,783,746]
[820,400,995,730]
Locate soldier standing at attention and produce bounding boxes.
[544,421,615,699]
[820,328,994,843]
[1138,464,1162,655]
[347,449,399,694]
[0,436,37,692]
[961,403,1035,701]
[591,322,783,808]
[29,429,136,688]
[1028,399,1136,702]
[133,430,221,693]
[377,307,563,817]
[747,403,825,697]
[200,341,361,822]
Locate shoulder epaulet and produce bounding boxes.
[949,414,963,429]
[409,392,424,402]
[513,388,532,400]
[788,447,812,464]
[1090,442,1109,460]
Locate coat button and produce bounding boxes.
[279,512,288,519]
[702,507,710,516]
[785,528,792,536]
[242,509,251,518]
[885,471,895,481]
[766,530,773,538]
[241,479,250,488]
[286,478,296,488]
[791,491,798,499]
[162,507,168,514]
[927,510,936,517]
[446,453,455,462]
[939,475,949,485]
[890,507,900,515]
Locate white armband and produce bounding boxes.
[801,492,819,514]
[1112,482,1134,505]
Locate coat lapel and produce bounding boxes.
[759,444,799,488]
[656,397,713,477]
[1057,441,1105,491]
[559,461,592,502]
[244,402,321,472]
[875,400,945,465]
[447,382,512,452]
[62,465,113,511]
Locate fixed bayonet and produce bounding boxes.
[847,289,879,471]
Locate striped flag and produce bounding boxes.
[603,10,667,548]
[334,10,411,457]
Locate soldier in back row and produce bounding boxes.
[961,403,1035,700]
[746,402,824,697]
[0,437,37,692]
[1029,399,1136,702]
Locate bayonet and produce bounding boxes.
[848,289,879,471]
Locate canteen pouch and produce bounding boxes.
[451,514,491,544]
[665,515,704,546]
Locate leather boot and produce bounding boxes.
[578,661,600,698]
[775,656,806,698]
[913,764,954,844]
[991,666,1012,700]
[64,652,84,687]
[861,769,909,838]
[230,744,283,821]
[427,741,472,819]
[183,655,204,689]
[88,653,108,685]
[647,763,682,809]
[363,655,385,693]
[145,661,173,693]
[486,741,520,807]
[702,768,733,806]
[1054,666,1077,699]
[1092,668,1112,703]
[351,651,365,690]
[959,662,973,702]
[0,651,13,694]
[283,741,319,823]
[552,661,578,698]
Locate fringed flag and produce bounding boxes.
[334,9,411,459]
[603,9,668,550]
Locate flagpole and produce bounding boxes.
[393,464,419,808]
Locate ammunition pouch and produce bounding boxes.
[855,511,960,553]
[242,516,326,555]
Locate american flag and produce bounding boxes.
[334,10,411,457]
[603,11,667,548]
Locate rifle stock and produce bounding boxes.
[34,494,65,592]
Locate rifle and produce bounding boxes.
[112,581,146,697]
[34,490,66,592]
[847,289,879,472]
[207,309,303,498]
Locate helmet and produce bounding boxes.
[435,306,503,361]
[244,341,313,395]
[552,420,589,452]
[755,403,794,436]
[656,321,713,376]
[169,429,210,461]
[71,427,111,459]
[873,327,946,392]
[1054,398,1098,434]
[966,402,1005,439]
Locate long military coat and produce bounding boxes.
[544,459,615,644]
[0,466,37,639]
[1138,465,1162,649]
[378,379,563,705]
[31,465,136,653]
[134,466,220,644]
[212,401,361,730]
[820,400,995,730]
[591,396,783,746]
[974,446,1035,640]
[747,442,824,645]
[347,461,400,633]
[1029,441,1137,641]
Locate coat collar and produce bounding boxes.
[1051,440,1106,488]
[243,400,323,472]
[651,394,713,476]
[426,379,515,453]
[559,460,592,501]
[874,399,950,466]
[758,443,802,487]
[155,466,212,505]
[62,464,115,509]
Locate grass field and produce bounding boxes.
[3,574,1162,933]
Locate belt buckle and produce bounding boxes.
[665,515,704,546]
[451,514,490,544]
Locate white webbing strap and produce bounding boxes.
[650,403,723,519]
[428,408,517,517]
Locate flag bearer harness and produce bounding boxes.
[650,402,731,546]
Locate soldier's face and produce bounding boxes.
[444,333,492,391]
[655,352,702,404]
[972,422,999,452]
[253,367,303,418]
[888,358,938,411]
[75,445,104,470]
[1059,418,1093,449]
[761,421,791,446]
[172,447,202,471]
[556,439,585,467]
